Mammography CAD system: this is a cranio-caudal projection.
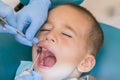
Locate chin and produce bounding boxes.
[34,64,76,80]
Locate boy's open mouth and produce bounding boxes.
[37,46,56,68]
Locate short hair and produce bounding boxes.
[55,3,104,57]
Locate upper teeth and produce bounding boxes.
[42,47,47,51]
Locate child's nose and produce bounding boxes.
[45,31,57,43]
[45,37,55,43]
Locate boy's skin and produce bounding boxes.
[32,4,102,80]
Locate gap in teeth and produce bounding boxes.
[37,47,42,53]
[40,60,44,65]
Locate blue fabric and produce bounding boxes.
[20,0,30,5]
[15,71,42,80]
[50,0,84,8]
[15,61,42,80]
[15,61,32,77]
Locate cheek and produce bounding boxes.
[59,42,84,67]
[59,46,81,66]
[32,46,37,61]
[37,33,42,40]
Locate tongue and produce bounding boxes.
[43,56,56,67]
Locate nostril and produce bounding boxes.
[51,39,55,42]
[46,38,48,40]
[45,38,55,43]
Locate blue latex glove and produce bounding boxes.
[0,1,16,28]
[0,24,17,34]
[16,71,42,80]
[0,1,38,46]
[15,0,51,46]
[1,24,39,46]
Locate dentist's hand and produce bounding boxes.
[16,71,42,80]
[15,0,51,46]
[1,24,39,46]
[0,1,39,46]
[0,0,16,30]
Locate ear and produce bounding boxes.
[77,54,96,73]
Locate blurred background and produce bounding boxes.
[81,0,120,29]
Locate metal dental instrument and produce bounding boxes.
[0,17,39,45]
[27,49,41,72]
[0,17,25,37]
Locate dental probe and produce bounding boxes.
[0,17,26,37]
[28,49,41,72]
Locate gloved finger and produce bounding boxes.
[15,34,39,46]
[16,14,30,32]
[5,10,17,27]
[4,24,17,34]
[25,21,42,40]
[32,71,42,80]
[0,1,16,27]
[32,37,39,45]
[15,34,32,46]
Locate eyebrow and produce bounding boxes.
[64,25,77,36]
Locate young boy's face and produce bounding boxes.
[32,5,93,80]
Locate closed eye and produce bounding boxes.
[62,33,72,38]
[40,29,50,31]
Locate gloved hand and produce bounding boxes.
[0,24,39,46]
[15,0,51,46]
[0,0,16,31]
[16,71,42,80]
[0,24,17,34]
[0,1,39,46]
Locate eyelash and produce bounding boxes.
[40,29,72,38]
[62,33,72,38]
[40,29,50,31]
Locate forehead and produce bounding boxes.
[48,5,92,37]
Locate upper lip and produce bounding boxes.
[37,43,56,57]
